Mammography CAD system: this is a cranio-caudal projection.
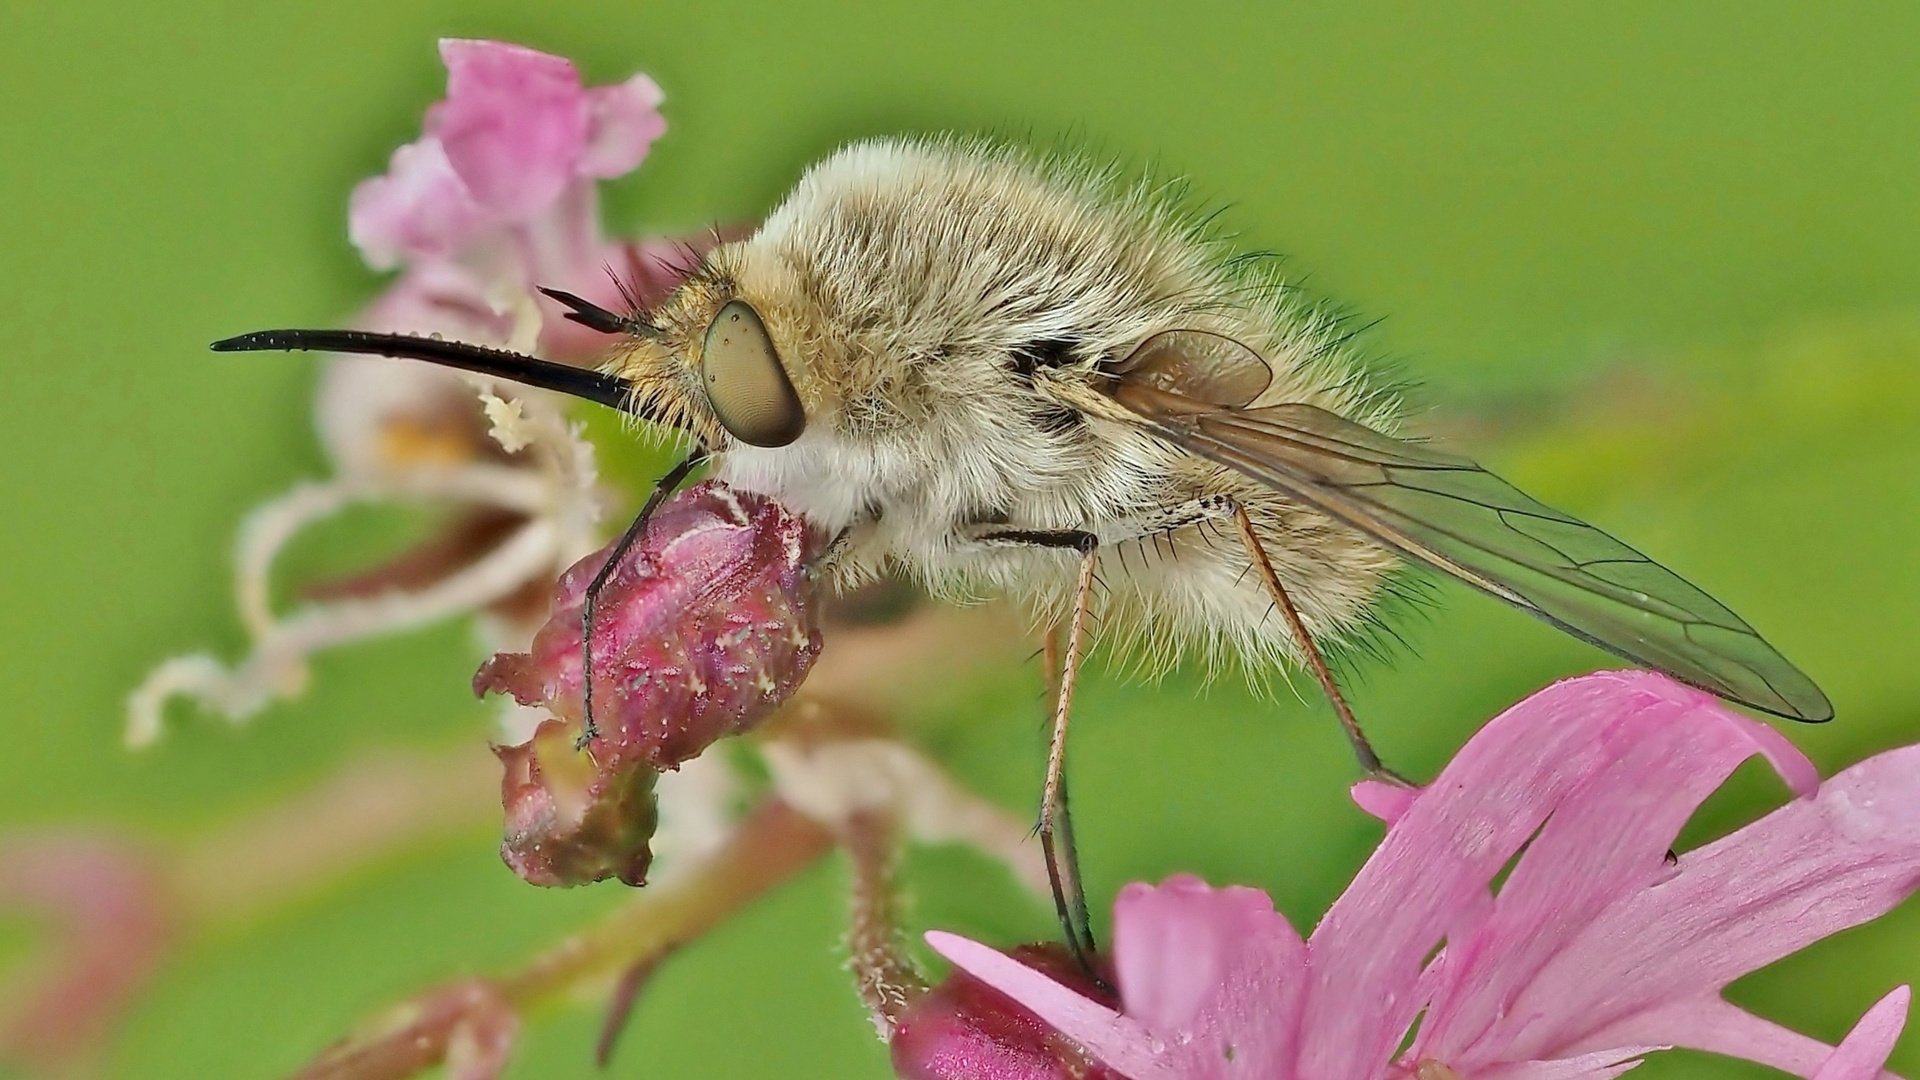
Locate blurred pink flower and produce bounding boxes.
[346,38,677,364]
[927,672,1920,1080]
[0,835,172,1072]
[350,38,665,272]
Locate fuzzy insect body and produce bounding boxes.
[617,138,1401,681]
[217,129,1830,966]
[221,134,1829,722]
[584,138,1824,728]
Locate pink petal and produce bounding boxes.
[1350,778,1418,823]
[348,137,487,270]
[577,73,667,178]
[514,180,603,296]
[1299,672,1704,1080]
[1475,1045,1658,1080]
[1109,876,1306,1078]
[1635,996,1846,1080]
[355,260,508,340]
[1113,876,1268,1031]
[1520,742,1920,1068]
[1418,684,1817,1069]
[1813,987,1908,1080]
[924,932,1176,1080]
[434,39,589,218]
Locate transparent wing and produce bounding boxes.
[1110,381,1832,721]
[1108,330,1273,407]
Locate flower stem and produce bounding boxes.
[288,798,833,1080]
[499,798,832,1006]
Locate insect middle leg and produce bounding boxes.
[971,527,1102,969]
[1093,494,1403,781]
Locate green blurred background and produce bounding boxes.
[2,2,1917,1077]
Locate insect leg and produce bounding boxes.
[578,449,707,749]
[1046,542,1101,969]
[1227,501,1401,780]
[973,527,1102,972]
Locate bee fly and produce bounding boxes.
[215,137,1830,965]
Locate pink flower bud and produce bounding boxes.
[890,945,1122,1080]
[477,481,823,886]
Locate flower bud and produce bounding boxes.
[478,480,823,886]
[890,945,1122,1080]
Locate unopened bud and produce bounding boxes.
[477,481,823,886]
[890,945,1122,1080]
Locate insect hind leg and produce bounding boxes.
[1226,499,1406,783]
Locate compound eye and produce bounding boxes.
[699,300,806,447]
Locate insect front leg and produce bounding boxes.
[578,450,707,750]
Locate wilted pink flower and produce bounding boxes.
[493,717,662,888]
[477,481,823,885]
[127,39,705,747]
[478,480,825,768]
[926,672,1920,1080]
[290,977,519,1080]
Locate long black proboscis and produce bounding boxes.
[210,329,638,413]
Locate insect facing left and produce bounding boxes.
[216,136,1830,965]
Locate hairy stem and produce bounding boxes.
[842,811,928,1038]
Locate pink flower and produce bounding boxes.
[344,39,676,367]
[0,835,172,1071]
[926,672,1920,1080]
[349,39,664,272]
[890,944,1125,1080]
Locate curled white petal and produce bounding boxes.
[128,518,561,747]
[232,467,554,636]
[761,736,1049,896]
[648,753,743,885]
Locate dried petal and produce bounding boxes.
[494,716,659,887]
